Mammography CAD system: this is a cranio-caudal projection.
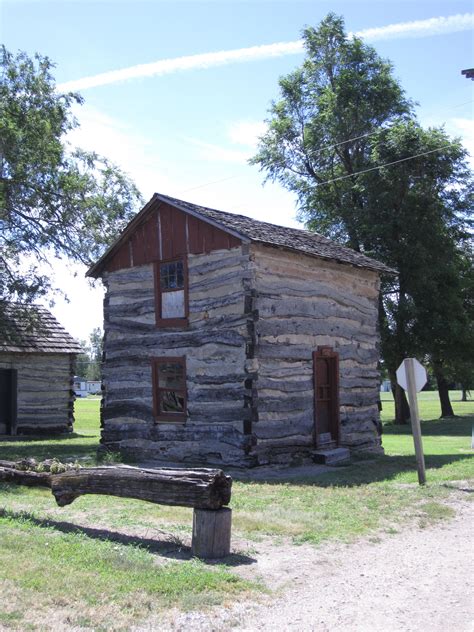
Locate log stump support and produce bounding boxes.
[0,460,233,559]
[192,507,232,559]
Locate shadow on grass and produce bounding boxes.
[0,507,256,567]
[0,439,99,463]
[233,452,473,488]
[383,415,473,437]
[0,432,96,442]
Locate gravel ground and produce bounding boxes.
[164,492,474,632]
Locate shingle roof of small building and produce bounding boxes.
[157,193,395,274]
[0,304,82,354]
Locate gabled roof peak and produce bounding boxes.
[88,192,396,277]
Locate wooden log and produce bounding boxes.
[0,463,52,487]
[50,465,232,509]
[191,508,232,559]
[0,461,232,510]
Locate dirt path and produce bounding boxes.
[168,494,474,632]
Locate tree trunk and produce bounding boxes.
[461,387,468,402]
[0,462,232,509]
[435,372,455,417]
[390,379,411,424]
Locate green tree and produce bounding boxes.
[76,327,103,381]
[251,14,473,422]
[0,46,142,317]
[366,122,473,417]
[86,327,103,380]
[251,13,412,250]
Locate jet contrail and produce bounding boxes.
[57,13,474,92]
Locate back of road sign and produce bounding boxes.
[396,358,427,393]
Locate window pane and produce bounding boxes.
[160,264,169,290]
[160,390,185,413]
[161,289,185,318]
[160,261,184,290]
[157,362,184,389]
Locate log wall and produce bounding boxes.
[101,246,257,466]
[0,353,75,434]
[101,241,383,467]
[250,244,382,463]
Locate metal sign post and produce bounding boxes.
[396,358,427,486]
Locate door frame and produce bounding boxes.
[312,346,340,448]
[0,368,18,435]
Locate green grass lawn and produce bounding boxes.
[0,392,472,630]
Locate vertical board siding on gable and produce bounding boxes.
[131,213,159,267]
[101,246,255,466]
[107,242,131,273]
[251,244,382,453]
[104,202,241,274]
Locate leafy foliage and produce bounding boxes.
[77,327,103,380]
[0,46,142,312]
[251,13,413,248]
[252,13,474,420]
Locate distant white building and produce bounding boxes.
[74,378,101,397]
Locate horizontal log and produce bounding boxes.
[257,319,376,343]
[0,463,52,487]
[189,251,246,276]
[107,265,154,287]
[0,460,232,510]
[188,292,242,312]
[117,439,254,467]
[106,330,246,356]
[50,466,232,509]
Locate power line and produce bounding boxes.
[314,98,474,153]
[175,98,473,197]
[179,174,241,194]
[313,144,454,188]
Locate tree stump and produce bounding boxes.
[192,507,232,559]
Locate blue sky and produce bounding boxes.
[2,1,473,341]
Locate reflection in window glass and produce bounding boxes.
[157,363,184,389]
[161,289,185,319]
[160,261,184,290]
[160,390,185,413]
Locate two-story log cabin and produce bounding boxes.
[88,193,394,467]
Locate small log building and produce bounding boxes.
[88,193,394,467]
[0,304,82,435]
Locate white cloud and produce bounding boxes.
[227,121,267,147]
[184,136,252,164]
[58,40,304,92]
[31,258,105,342]
[353,13,474,41]
[66,104,175,198]
[57,14,474,93]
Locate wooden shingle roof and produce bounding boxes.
[157,194,395,274]
[0,304,82,354]
[88,192,396,277]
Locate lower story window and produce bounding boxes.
[152,357,187,422]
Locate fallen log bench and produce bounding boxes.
[0,460,233,559]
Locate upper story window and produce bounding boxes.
[155,258,188,327]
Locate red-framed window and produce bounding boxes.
[154,258,189,327]
[152,357,187,422]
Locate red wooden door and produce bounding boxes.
[313,347,340,447]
